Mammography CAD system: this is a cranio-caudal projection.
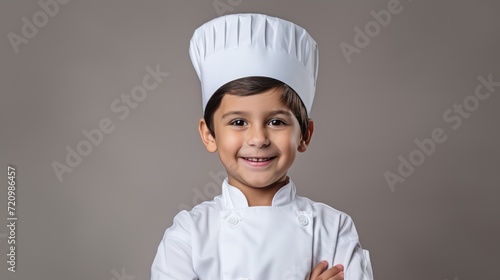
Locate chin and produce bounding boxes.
[244,177,285,189]
[249,182,274,189]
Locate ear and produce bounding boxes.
[298,119,314,153]
[199,118,218,153]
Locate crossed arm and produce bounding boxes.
[310,261,344,280]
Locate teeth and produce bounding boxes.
[245,157,271,162]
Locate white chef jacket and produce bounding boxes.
[151,178,373,280]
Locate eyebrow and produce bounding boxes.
[268,109,293,117]
[221,111,246,120]
[221,109,292,120]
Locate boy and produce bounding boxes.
[151,13,373,279]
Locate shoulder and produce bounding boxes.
[165,195,223,239]
[295,195,349,219]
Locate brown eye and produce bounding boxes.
[230,119,246,126]
[268,119,286,126]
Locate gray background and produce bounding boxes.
[1,0,499,279]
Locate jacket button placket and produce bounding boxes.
[226,215,240,227]
[297,214,309,226]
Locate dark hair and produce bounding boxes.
[204,76,310,139]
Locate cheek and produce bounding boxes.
[217,132,242,154]
[275,135,299,153]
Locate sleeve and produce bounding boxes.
[332,215,374,280]
[151,211,198,280]
[333,240,373,280]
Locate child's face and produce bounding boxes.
[199,87,312,190]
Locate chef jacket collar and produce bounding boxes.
[222,178,297,209]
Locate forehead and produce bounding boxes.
[217,88,289,113]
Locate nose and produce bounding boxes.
[247,125,270,148]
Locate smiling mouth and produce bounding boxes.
[242,157,275,162]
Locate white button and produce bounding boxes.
[226,215,240,227]
[297,214,309,226]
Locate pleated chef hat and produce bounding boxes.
[189,13,319,114]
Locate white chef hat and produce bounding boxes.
[189,13,319,114]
